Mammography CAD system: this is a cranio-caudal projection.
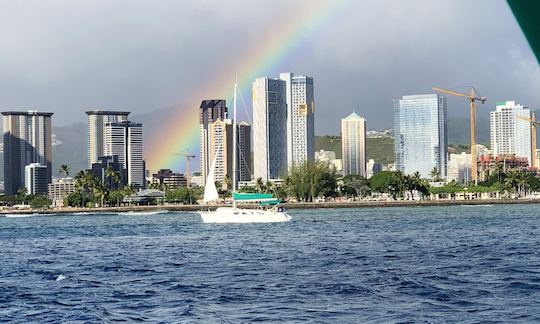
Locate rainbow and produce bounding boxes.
[146,0,347,172]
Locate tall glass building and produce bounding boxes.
[394,94,448,178]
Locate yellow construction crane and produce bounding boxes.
[432,87,487,184]
[172,152,196,187]
[517,112,538,169]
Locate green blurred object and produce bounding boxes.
[508,0,540,63]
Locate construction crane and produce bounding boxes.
[172,152,196,187]
[433,87,487,184]
[517,112,538,169]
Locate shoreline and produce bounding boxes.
[2,198,540,215]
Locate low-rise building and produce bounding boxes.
[477,154,529,182]
[150,169,187,188]
[366,159,383,179]
[48,177,76,207]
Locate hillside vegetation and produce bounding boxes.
[315,135,395,165]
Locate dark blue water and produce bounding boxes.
[1,205,540,323]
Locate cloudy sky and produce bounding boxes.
[0,0,539,134]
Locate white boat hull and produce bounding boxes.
[198,207,291,223]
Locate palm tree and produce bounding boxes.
[105,166,116,190]
[430,167,441,182]
[265,181,275,194]
[58,164,70,178]
[255,177,266,193]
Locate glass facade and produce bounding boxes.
[394,94,448,178]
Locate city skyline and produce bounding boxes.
[0,1,538,171]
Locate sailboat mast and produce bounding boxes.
[232,82,238,209]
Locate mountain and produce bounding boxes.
[52,106,181,176]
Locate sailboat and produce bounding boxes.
[198,82,291,224]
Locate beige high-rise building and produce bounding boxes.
[341,112,367,177]
[199,100,227,183]
[86,110,130,168]
[208,118,234,189]
[2,111,53,195]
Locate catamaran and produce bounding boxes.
[198,82,291,224]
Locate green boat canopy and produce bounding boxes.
[233,192,274,201]
[258,199,284,206]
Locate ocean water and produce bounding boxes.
[1,205,540,323]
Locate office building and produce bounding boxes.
[48,177,76,207]
[86,110,130,168]
[237,121,252,183]
[490,101,532,165]
[199,100,227,183]
[3,111,53,195]
[341,112,367,177]
[394,94,448,178]
[25,163,48,195]
[91,155,127,190]
[280,73,315,168]
[104,121,144,188]
[252,77,287,181]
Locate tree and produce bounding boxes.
[430,167,442,182]
[165,187,191,204]
[58,164,70,177]
[284,160,338,202]
[255,178,266,193]
[340,175,370,198]
[369,171,394,194]
[30,195,50,209]
[105,166,116,190]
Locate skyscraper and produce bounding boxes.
[252,77,287,181]
[199,100,227,182]
[279,73,315,169]
[341,112,367,177]
[490,101,532,164]
[207,118,234,188]
[237,121,252,183]
[86,110,130,168]
[394,94,448,178]
[2,111,53,195]
[104,121,144,188]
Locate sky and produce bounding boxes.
[1,0,539,134]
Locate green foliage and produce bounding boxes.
[369,171,395,193]
[30,195,50,209]
[340,175,370,197]
[108,190,125,206]
[314,135,395,165]
[165,187,192,204]
[283,160,338,202]
[64,191,84,207]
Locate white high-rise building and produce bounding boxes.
[86,111,130,168]
[25,163,48,195]
[279,73,315,169]
[252,77,287,181]
[104,121,144,188]
[394,94,448,178]
[341,112,367,177]
[2,111,53,195]
[490,101,532,164]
